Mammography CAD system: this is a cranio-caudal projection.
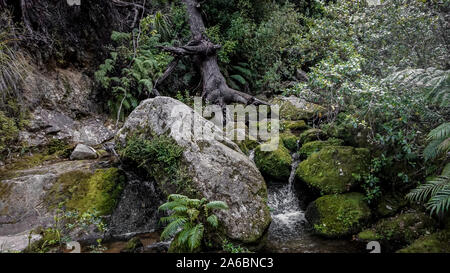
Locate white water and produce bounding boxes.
[267,153,307,241]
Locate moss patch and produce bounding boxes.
[271,97,325,121]
[299,128,327,144]
[298,138,344,158]
[0,153,60,181]
[397,229,450,253]
[280,131,298,152]
[0,111,19,156]
[282,120,309,132]
[45,168,125,215]
[308,192,371,238]
[375,193,408,218]
[254,140,292,182]
[357,212,436,248]
[296,146,369,194]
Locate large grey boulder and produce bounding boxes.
[70,144,98,160]
[116,97,271,243]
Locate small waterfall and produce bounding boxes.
[266,153,307,241]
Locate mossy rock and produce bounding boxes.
[236,138,259,156]
[397,229,450,253]
[121,237,143,253]
[357,212,436,250]
[254,140,292,182]
[280,131,298,152]
[296,146,369,195]
[298,128,327,144]
[298,138,344,158]
[306,192,371,238]
[271,96,325,121]
[375,193,408,218]
[282,120,309,132]
[45,168,126,215]
[0,110,19,155]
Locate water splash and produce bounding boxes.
[267,153,307,241]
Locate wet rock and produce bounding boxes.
[116,97,271,244]
[70,144,98,160]
[298,138,344,159]
[0,232,42,253]
[306,192,371,238]
[121,237,143,253]
[143,241,170,253]
[296,146,369,195]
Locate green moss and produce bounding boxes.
[280,131,298,152]
[254,140,292,181]
[311,192,371,238]
[122,237,143,253]
[236,138,259,155]
[299,128,327,144]
[46,139,72,157]
[357,212,436,247]
[357,229,382,241]
[0,153,60,181]
[282,120,309,132]
[298,138,344,158]
[45,168,125,215]
[397,230,450,253]
[296,146,369,194]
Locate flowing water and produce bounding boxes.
[249,151,364,253]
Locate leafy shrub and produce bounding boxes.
[159,194,229,252]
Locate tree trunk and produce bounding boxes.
[158,0,267,106]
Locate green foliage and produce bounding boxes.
[0,110,18,155]
[423,122,450,161]
[27,208,107,253]
[95,17,172,119]
[407,175,450,217]
[221,239,251,253]
[159,194,229,252]
[119,135,194,195]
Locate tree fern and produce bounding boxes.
[424,122,450,161]
[407,176,450,217]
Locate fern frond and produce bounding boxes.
[187,223,204,251]
[206,201,229,210]
[206,215,219,228]
[427,122,450,141]
[424,139,445,161]
[427,184,450,216]
[406,176,449,203]
[160,217,187,240]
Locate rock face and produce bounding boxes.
[296,146,369,195]
[116,97,271,243]
[305,192,371,238]
[271,96,325,121]
[70,144,98,160]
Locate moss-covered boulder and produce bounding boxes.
[298,138,344,158]
[271,96,325,121]
[254,140,292,182]
[397,229,450,253]
[282,120,309,133]
[280,130,298,152]
[296,146,369,194]
[357,212,436,250]
[305,192,371,238]
[298,128,327,144]
[236,138,259,156]
[45,168,126,215]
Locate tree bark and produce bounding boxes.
[158,0,268,106]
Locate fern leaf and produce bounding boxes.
[206,201,229,210]
[206,215,219,228]
[187,223,204,251]
[160,217,187,241]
